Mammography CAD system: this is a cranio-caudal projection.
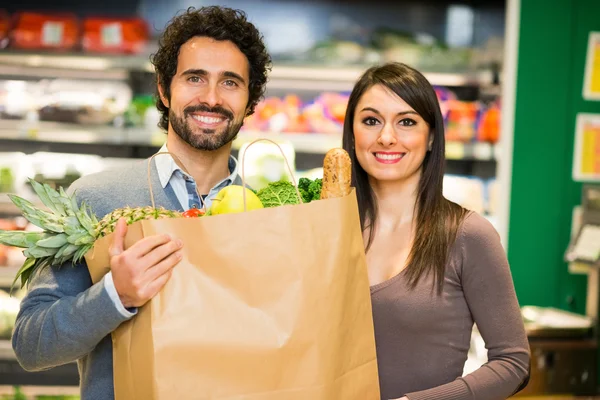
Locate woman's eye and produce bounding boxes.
[362,117,379,126]
[399,118,416,127]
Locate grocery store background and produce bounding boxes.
[0,0,599,398]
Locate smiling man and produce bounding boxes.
[11,6,272,399]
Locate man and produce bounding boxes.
[11,6,272,399]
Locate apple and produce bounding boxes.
[209,185,264,215]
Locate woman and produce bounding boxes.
[341,63,530,400]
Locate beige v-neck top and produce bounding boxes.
[370,212,530,400]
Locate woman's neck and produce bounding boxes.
[370,171,420,233]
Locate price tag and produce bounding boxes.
[42,22,64,46]
[445,141,465,160]
[101,22,123,47]
[571,224,600,263]
[474,142,493,160]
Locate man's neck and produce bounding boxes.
[166,133,232,195]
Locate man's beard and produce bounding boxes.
[169,104,243,151]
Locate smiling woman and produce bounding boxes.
[341,62,530,400]
[353,85,432,183]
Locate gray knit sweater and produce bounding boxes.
[11,158,241,399]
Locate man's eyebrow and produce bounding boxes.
[181,68,208,77]
[222,71,246,85]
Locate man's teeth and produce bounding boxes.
[192,115,224,124]
[375,153,404,160]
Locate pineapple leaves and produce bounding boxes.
[76,201,96,237]
[58,187,76,216]
[28,179,66,216]
[10,257,36,294]
[6,194,65,233]
[36,233,69,248]
[0,230,49,248]
[2,179,184,293]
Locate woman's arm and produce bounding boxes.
[401,214,530,400]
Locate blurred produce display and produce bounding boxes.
[241,88,501,144]
[0,79,132,126]
[4,11,148,54]
[300,27,474,71]
[0,8,502,71]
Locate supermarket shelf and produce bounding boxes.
[0,120,162,158]
[0,120,498,160]
[0,265,19,288]
[0,51,152,72]
[0,51,494,89]
[236,131,498,160]
[0,119,156,145]
[0,194,15,215]
[268,64,494,91]
[0,385,80,398]
[0,338,15,359]
[234,131,342,154]
[0,341,80,387]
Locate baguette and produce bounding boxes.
[320,148,352,199]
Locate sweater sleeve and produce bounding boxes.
[11,259,135,371]
[405,214,530,400]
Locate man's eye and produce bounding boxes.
[362,117,379,126]
[399,118,416,127]
[188,76,201,83]
[223,80,238,87]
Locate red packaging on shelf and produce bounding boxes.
[82,17,149,54]
[445,100,479,142]
[477,103,501,144]
[9,12,79,50]
[0,10,9,48]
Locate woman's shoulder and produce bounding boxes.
[455,210,503,255]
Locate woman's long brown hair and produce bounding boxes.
[342,62,468,294]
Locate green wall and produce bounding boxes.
[509,0,600,314]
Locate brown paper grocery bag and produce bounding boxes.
[84,150,379,399]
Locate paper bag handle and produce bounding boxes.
[240,138,303,211]
[146,139,303,212]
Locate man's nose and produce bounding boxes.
[201,84,222,107]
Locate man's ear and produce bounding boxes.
[157,76,169,108]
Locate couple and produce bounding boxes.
[11,6,530,400]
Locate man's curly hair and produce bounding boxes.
[150,6,272,131]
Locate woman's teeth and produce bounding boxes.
[375,153,404,160]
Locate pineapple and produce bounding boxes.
[96,206,181,237]
[0,179,182,291]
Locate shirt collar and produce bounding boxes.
[155,143,239,189]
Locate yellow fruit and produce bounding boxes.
[209,185,264,215]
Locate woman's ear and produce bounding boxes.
[428,135,434,151]
[157,76,169,108]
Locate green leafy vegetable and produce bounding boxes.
[298,177,322,203]
[256,180,302,208]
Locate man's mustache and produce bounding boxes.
[184,104,234,121]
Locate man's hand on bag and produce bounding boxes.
[109,218,183,308]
